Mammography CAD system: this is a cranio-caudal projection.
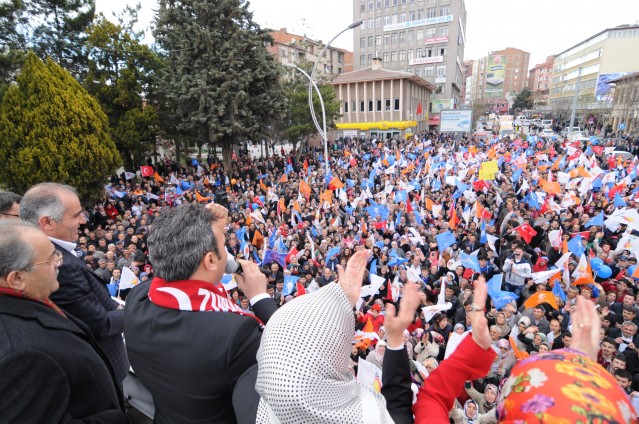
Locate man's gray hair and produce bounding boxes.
[20,183,76,225]
[0,220,38,278]
[148,203,221,282]
[622,321,638,331]
[0,190,22,214]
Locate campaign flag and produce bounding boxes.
[282,275,300,296]
[416,101,423,116]
[285,246,300,264]
[552,277,567,303]
[263,249,287,268]
[387,257,409,267]
[480,220,487,244]
[124,171,136,180]
[614,192,628,208]
[366,205,389,221]
[299,180,312,199]
[328,177,344,190]
[584,211,604,228]
[523,291,559,310]
[460,252,481,273]
[119,267,139,290]
[486,274,518,310]
[221,274,238,291]
[153,172,164,183]
[514,223,537,244]
[567,234,585,258]
[326,246,341,260]
[436,231,457,251]
[394,190,408,204]
[370,259,378,276]
[140,165,154,177]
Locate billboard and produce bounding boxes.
[432,99,454,112]
[409,56,444,66]
[440,109,472,133]
[485,55,506,98]
[596,72,630,102]
[384,15,453,32]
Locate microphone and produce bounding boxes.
[225,248,243,274]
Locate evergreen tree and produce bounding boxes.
[84,14,162,170]
[0,0,28,101]
[512,89,533,112]
[0,52,120,203]
[154,0,286,169]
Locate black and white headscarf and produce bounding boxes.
[255,283,394,423]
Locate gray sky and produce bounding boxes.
[96,0,639,68]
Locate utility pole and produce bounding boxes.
[569,67,583,128]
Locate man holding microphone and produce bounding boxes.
[124,202,277,424]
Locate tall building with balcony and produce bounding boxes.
[528,55,555,111]
[548,24,639,122]
[266,28,353,76]
[352,0,467,126]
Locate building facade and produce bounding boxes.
[609,72,639,134]
[266,28,353,76]
[352,0,467,126]
[461,59,474,107]
[332,57,435,139]
[548,25,639,123]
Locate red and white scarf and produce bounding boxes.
[148,277,264,327]
[0,286,66,317]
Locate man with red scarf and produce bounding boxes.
[0,221,126,422]
[124,203,277,424]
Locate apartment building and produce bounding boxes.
[609,72,639,134]
[548,24,639,119]
[528,55,555,93]
[266,28,353,77]
[352,0,467,126]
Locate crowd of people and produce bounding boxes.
[1,126,639,422]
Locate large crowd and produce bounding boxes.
[1,127,639,423]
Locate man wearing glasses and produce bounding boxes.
[0,190,21,219]
[0,220,126,422]
[20,183,129,388]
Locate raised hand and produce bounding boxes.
[470,275,492,350]
[385,281,421,348]
[336,250,370,307]
[570,295,602,360]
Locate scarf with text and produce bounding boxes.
[0,286,66,317]
[148,277,264,327]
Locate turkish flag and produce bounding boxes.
[608,183,626,200]
[296,282,306,296]
[285,246,299,264]
[373,221,387,230]
[472,180,489,192]
[416,102,423,115]
[140,165,154,177]
[514,223,537,244]
[592,145,604,155]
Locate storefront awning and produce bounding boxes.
[336,120,418,131]
[428,114,440,126]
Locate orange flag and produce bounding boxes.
[425,198,434,211]
[195,191,209,203]
[548,271,562,288]
[329,177,344,190]
[633,266,639,279]
[523,291,559,310]
[153,172,164,183]
[280,174,288,183]
[279,198,286,214]
[320,190,333,203]
[252,230,264,249]
[299,180,311,199]
[382,158,390,167]
[203,176,210,186]
[475,201,485,219]
[448,206,460,230]
[293,200,301,212]
[542,180,561,196]
[509,336,530,360]
[551,155,563,170]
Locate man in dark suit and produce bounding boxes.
[0,220,126,423]
[124,203,277,424]
[20,183,129,385]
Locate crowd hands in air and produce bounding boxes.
[1,129,639,423]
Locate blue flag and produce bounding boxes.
[486,274,519,310]
[431,179,442,191]
[106,283,118,297]
[175,185,184,195]
[480,220,487,244]
[235,226,248,242]
[567,234,585,258]
[436,231,457,251]
[263,249,287,268]
[283,275,300,296]
[347,179,356,188]
[370,259,377,276]
[257,174,268,179]
[512,168,523,182]
[366,205,389,221]
[584,211,604,228]
[326,246,341,259]
[413,205,422,226]
[552,279,567,303]
[614,192,627,208]
[387,257,409,267]
[394,190,408,204]
[286,163,294,174]
[461,252,481,272]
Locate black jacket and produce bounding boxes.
[0,295,126,423]
[124,281,278,424]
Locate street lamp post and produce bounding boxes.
[307,19,363,181]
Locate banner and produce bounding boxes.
[485,55,506,98]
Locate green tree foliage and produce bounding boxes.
[0,0,28,101]
[512,89,533,112]
[84,14,162,170]
[154,0,286,169]
[282,63,341,153]
[0,52,120,203]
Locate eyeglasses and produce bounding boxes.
[33,250,64,267]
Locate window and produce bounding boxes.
[400,13,406,23]
[352,101,356,112]
[427,7,436,18]
[360,37,366,48]
[376,100,382,111]
[376,0,382,8]
[280,49,287,58]
[407,49,414,60]
[439,5,450,15]
[392,0,398,5]
[440,47,447,57]
[360,55,366,65]
[436,84,443,93]
[409,10,416,21]
[391,33,397,44]
[384,34,390,45]
[401,0,407,4]
[399,50,405,61]
[360,101,365,112]
[360,1,366,13]
[391,51,398,61]
[384,15,390,25]
[375,35,382,46]
[417,8,425,19]
[399,32,406,43]
[394,98,400,110]
[344,102,348,113]
[369,100,374,111]
[383,52,390,62]
[416,29,423,40]
[426,48,432,57]
[368,18,374,28]
[368,54,373,64]
[368,36,374,47]
[392,14,398,24]
[437,26,448,37]
[436,65,446,76]
[416,47,423,57]
[425,27,435,38]
[415,68,422,76]
[384,0,390,6]
[424,65,434,76]
[407,30,414,41]
[385,99,391,110]
[376,17,382,27]
[368,1,374,10]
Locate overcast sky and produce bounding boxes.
[96,0,639,68]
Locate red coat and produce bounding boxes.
[413,336,496,423]
[358,312,384,332]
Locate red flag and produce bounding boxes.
[514,223,537,244]
[416,102,423,116]
[140,165,154,177]
[285,246,299,264]
[373,221,387,230]
[592,145,604,155]
[571,231,590,240]
[406,201,413,213]
[608,183,626,200]
[350,157,357,167]
[296,282,306,296]
[472,180,489,192]
[448,202,460,230]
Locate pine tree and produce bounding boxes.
[0,52,120,203]
[154,0,286,169]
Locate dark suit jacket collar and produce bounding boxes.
[0,295,86,337]
[53,242,106,282]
